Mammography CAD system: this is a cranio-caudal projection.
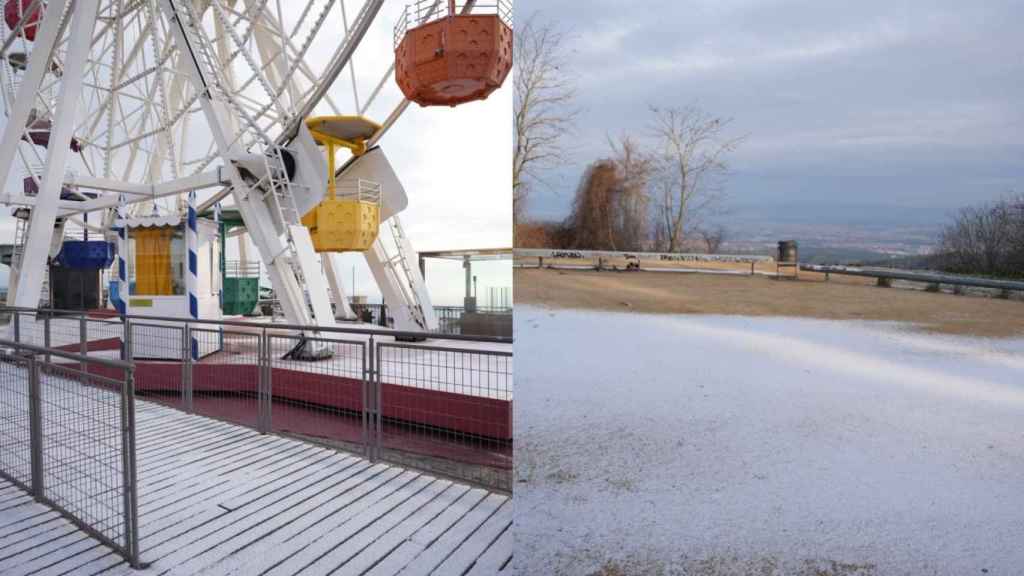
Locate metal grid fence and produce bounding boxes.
[0,338,139,567]
[377,343,513,488]
[3,306,513,490]
[0,352,32,486]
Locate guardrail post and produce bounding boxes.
[80,313,88,376]
[43,315,51,365]
[182,323,193,413]
[122,318,132,362]
[258,329,270,433]
[372,338,383,461]
[119,364,141,568]
[27,354,44,500]
[364,336,376,461]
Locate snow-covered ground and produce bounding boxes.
[513,306,1024,575]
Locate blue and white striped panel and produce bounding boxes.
[116,225,127,315]
[116,194,127,315]
[187,191,199,360]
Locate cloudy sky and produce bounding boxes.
[517,0,1024,227]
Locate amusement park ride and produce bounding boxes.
[0,0,512,353]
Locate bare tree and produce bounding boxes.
[513,14,578,222]
[648,105,743,252]
[938,193,1024,278]
[607,135,653,251]
[564,160,619,250]
[698,225,727,254]
[561,136,654,251]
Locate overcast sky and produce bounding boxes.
[518,0,1024,227]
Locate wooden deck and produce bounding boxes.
[0,399,512,575]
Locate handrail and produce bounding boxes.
[0,337,134,369]
[800,264,1024,292]
[0,306,513,344]
[515,248,774,264]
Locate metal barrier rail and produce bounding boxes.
[394,0,514,46]
[350,303,513,336]
[515,248,774,264]
[800,264,1024,293]
[0,338,139,567]
[1,306,514,490]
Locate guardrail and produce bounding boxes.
[516,248,775,276]
[2,306,513,490]
[800,264,1024,293]
[515,248,774,264]
[349,303,513,336]
[0,338,140,567]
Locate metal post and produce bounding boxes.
[122,318,132,362]
[258,328,270,433]
[27,354,44,500]
[361,338,369,457]
[182,323,193,413]
[13,311,19,343]
[366,336,377,460]
[80,313,88,376]
[373,339,382,461]
[43,314,51,365]
[119,365,141,567]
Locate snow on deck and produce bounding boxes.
[514,306,1024,575]
[0,397,511,575]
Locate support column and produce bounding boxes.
[0,0,70,198]
[463,255,476,312]
[323,253,355,319]
[12,0,100,310]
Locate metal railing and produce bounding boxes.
[800,264,1024,294]
[0,338,139,567]
[394,0,514,47]
[348,303,513,336]
[225,259,261,278]
[335,178,381,205]
[2,306,513,490]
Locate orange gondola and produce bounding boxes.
[394,0,512,107]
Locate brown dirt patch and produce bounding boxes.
[516,267,1024,339]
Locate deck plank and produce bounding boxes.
[0,388,512,575]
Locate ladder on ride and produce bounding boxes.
[383,216,435,330]
[9,211,50,307]
[168,0,313,302]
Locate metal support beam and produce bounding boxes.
[0,0,69,198]
[158,0,329,330]
[12,0,100,309]
[323,253,355,319]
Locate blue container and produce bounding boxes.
[55,241,115,269]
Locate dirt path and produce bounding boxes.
[515,267,1024,338]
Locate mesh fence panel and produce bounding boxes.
[376,343,513,488]
[130,322,185,409]
[39,363,128,549]
[0,353,32,486]
[267,335,368,453]
[192,328,260,429]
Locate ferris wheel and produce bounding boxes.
[0,0,512,339]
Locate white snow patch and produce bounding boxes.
[513,306,1024,575]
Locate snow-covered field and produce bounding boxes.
[513,306,1024,575]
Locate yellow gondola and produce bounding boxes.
[302,115,382,252]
